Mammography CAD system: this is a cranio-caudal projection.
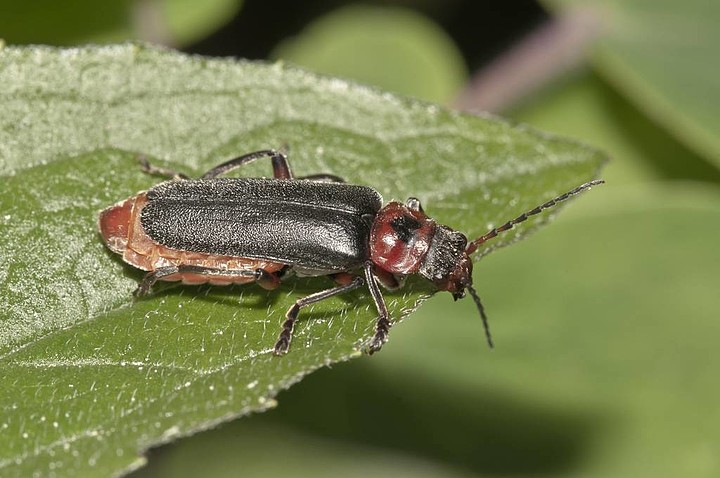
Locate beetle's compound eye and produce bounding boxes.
[99,198,134,254]
[370,202,435,275]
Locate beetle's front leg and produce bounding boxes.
[364,261,392,354]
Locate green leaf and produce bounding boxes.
[543,0,720,167]
[509,72,720,185]
[271,5,468,103]
[0,43,604,477]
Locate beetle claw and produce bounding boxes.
[273,338,290,356]
[273,331,290,357]
[366,334,387,355]
[133,284,151,298]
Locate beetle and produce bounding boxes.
[99,149,602,355]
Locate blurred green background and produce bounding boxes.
[2,0,718,476]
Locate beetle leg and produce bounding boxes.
[364,261,392,354]
[135,266,280,296]
[134,266,180,297]
[175,265,283,290]
[138,156,191,180]
[201,150,293,180]
[274,276,365,355]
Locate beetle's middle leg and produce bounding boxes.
[274,275,365,355]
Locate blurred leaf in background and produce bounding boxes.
[543,0,720,167]
[510,73,720,185]
[272,5,468,103]
[0,0,242,46]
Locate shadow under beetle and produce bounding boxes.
[99,150,603,355]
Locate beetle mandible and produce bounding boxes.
[99,149,602,355]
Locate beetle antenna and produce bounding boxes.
[466,180,604,254]
[467,286,494,348]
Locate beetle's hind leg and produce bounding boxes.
[134,265,281,297]
[274,276,365,355]
[135,266,180,297]
[137,156,191,180]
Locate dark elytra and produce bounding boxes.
[142,178,382,272]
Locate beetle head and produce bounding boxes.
[417,224,471,295]
[417,225,495,348]
[370,202,495,346]
[369,179,604,349]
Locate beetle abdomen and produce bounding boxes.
[141,178,383,271]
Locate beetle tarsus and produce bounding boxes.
[138,156,190,180]
[367,316,391,354]
[134,266,179,297]
[133,282,151,298]
[363,261,391,355]
[274,306,300,355]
